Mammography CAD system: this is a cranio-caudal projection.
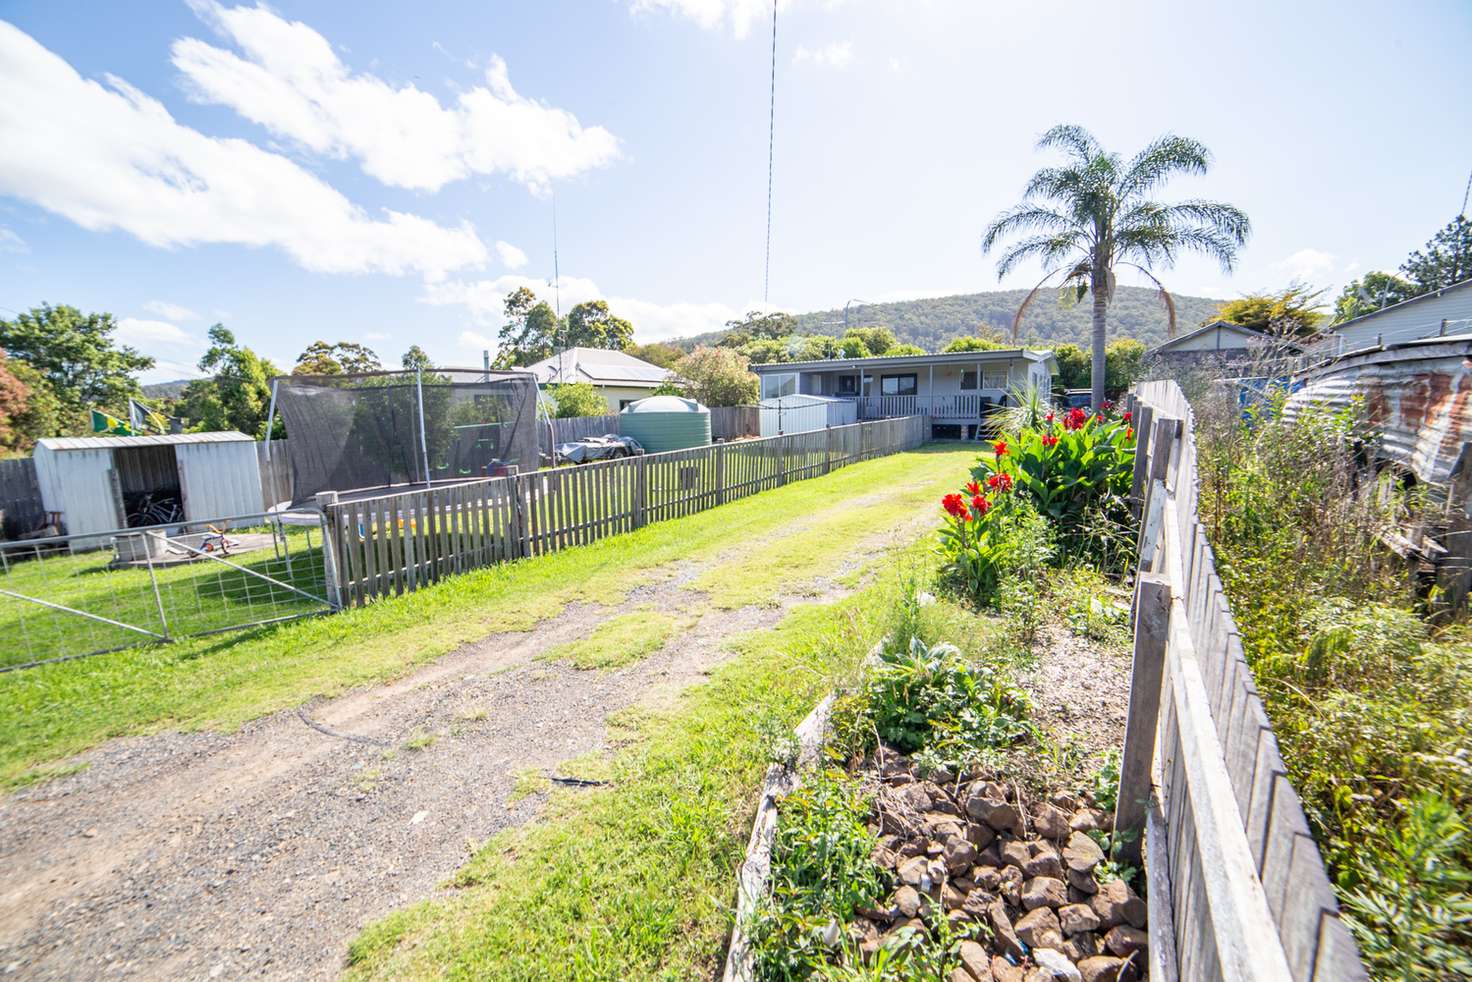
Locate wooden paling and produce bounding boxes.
[317,416,927,608]
[1119,381,1367,982]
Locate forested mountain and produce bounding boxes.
[680,286,1227,351]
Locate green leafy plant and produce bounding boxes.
[1091,750,1122,813]
[1341,793,1472,979]
[866,638,1034,768]
[749,770,890,980]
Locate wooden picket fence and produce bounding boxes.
[1115,381,1366,982]
[316,415,927,607]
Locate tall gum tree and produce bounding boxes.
[983,125,1250,407]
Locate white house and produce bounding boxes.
[1322,277,1472,356]
[749,348,1057,437]
[525,347,676,413]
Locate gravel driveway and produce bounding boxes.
[0,511,933,980]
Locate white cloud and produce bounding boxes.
[793,40,853,69]
[495,240,529,269]
[140,358,211,384]
[0,22,487,278]
[117,317,204,349]
[423,274,740,344]
[363,330,391,342]
[628,0,781,38]
[0,226,27,253]
[1274,248,1338,284]
[142,300,199,323]
[173,2,620,194]
[458,328,497,350]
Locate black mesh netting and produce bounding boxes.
[274,369,539,503]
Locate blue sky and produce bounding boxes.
[1,0,1469,383]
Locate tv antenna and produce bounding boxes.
[763,0,777,306]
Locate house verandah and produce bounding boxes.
[750,348,1057,437]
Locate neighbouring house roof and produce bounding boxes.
[747,348,1057,374]
[37,431,254,451]
[1148,320,1300,356]
[1328,276,1472,337]
[526,347,675,388]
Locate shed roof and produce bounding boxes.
[526,347,674,387]
[38,431,254,451]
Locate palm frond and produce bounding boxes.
[1036,124,1103,167]
[981,205,1078,255]
[1011,267,1067,342]
[1119,262,1178,338]
[993,233,1086,279]
[1120,134,1211,199]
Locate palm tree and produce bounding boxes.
[982,125,1250,408]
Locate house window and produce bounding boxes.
[761,373,798,398]
[960,370,978,391]
[836,374,859,396]
[881,373,918,397]
[982,368,1009,390]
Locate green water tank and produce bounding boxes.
[619,396,712,453]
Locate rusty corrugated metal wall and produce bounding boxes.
[1288,336,1472,487]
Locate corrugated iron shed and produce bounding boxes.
[1288,333,1472,487]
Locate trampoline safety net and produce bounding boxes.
[273,369,539,504]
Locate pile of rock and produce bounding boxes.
[851,753,1148,982]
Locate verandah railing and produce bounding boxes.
[1115,381,1366,981]
[316,415,929,608]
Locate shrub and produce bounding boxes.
[1197,392,1472,980]
[545,382,607,418]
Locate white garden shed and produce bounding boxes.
[34,432,264,549]
[758,395,858,436]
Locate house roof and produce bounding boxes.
[1328,276,1472,335]
[1148,320,1299,355]
[37,431,254,451]
[748,348,1057,374]
[526,347,675,388]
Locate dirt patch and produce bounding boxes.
[1021,622,1133,766]
[0,500,939,980]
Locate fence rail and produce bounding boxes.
[319,416,928,607]
[1118,381,1365,981]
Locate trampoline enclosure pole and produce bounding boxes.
[416,367,432,486]
[263,379,278,460]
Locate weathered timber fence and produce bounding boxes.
[1117,381,1366,982]
[318,415,928,607]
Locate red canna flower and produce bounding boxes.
[972,495,991,516]
[1122,411,1132,423]
[996,472,1013,492]
[961,511,974,522]
[1045,411,1055,423]
[1126,426,1135,440]
[993,439,1008,456]
[1064,407,1089,431]
[965,480,980,495]
[1102,399,1114,411]
[941,493,967,518]
[1042,433,1059,448]
[1094,413,1104,423]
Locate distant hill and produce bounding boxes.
[680,286,1229,351]
[141,379,192,399]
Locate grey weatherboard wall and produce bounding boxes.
[618,396,712,453]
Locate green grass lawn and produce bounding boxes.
[0,445,976,789]
[0,524,327,669]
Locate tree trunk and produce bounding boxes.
[1090,261,1108,410]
